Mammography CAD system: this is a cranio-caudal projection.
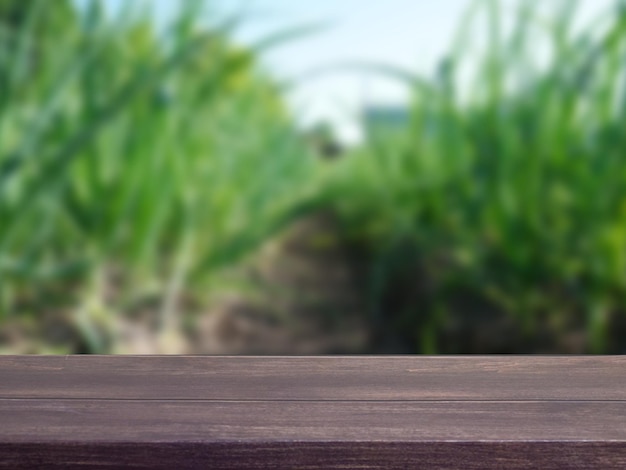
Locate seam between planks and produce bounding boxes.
[1,398,626,403]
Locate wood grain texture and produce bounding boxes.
[2,400,626,442]
[2,442,625,470]
[1,355,625,400]
[0,356,625,469]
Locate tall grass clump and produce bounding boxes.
[328,0,626,353]
[0,0,315,351]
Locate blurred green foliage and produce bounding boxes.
[327,0,626,353]
[2,0,626,354]
[0,0,315,349]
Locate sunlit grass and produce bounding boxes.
[0,0,316,350]
[3,0,626,354]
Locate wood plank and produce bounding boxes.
[1,355,625,401]
[1,442,625,470]
[1,400,626,442]
[1,356,625,468]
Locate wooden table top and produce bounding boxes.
[1,356,625,469]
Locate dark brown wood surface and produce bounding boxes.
[1,356,625,469]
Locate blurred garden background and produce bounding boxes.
[1,0,626,354]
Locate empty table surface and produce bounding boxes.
[1,356,625,469]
